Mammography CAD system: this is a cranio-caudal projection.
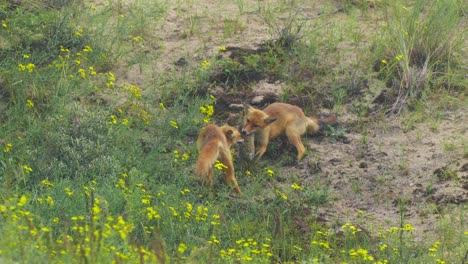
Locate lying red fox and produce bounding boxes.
[242,102,336,161]
[196,124,244,194]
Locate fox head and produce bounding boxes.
[242,104,277,135]
[221,125,244,147]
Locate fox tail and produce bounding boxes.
[318,114,337,129]
[307,114,337,134]
[195,141,220,178]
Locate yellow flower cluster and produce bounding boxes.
[348,248,374,261]
[41,179,54,188]
[130,34,143,43]
[147,207,161,220]
[18,63,35,72]
[139,109,152,125]
[265,168,275,177]
[291,182,304,191]
[311,230,331,251]
[200,104,214,123]
[178,243,188,254]
[220,237,273,261]
[3,143,12,152]
[22,165,32,174]
[341,223,362,236]
[173,150,190,164]
[37,196,54,206]
[214,160,228,171]
[64,187,74,196]
[124,83,142,98]
[27,99,34,107]
[208,235,220,244]
[275,189,288,201]
[201,60,211,70]
[195,206,209,221]
[170,120,179,129]
[112,216,134,240]
[105,72,115,88]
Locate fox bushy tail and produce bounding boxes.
[195,141,220,177]
[307,114,337,134]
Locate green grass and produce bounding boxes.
[0,0,467,263]
[373,0,465,115]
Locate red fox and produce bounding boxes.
[242,102,336,161]
[196,124,244,194]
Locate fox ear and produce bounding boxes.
[225,129,234,138]
[264,116,277,125]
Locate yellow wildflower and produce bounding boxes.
[214,160,228,171]
[170,120,178,129]
[3,143,12,153]
[178,243,188,254]
[41,179,54,187]
[266,168,274,177]
[22,165,32,174]
[291,183,304,191]
[402,223,415,231]
[275,190,288,200]
[110,115,118,125]
[75,28,83,37]
[60,46,69,53]
[208,235,220,244]
[17,195,27,207]
[89,66,97,76]
[147,207,160,220]
[83,46,93,52]
[65,187,74,196]
[78,68,86,78]
[201,60,211,70]
[27,100,34,107]
[429,241,440,252]
[46,196,54,206]
[26,63,35,72]
[380,243,387,251]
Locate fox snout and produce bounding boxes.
[242,129,252,136]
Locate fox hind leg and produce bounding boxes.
[219,150,241,194]
[285,128,306,161]
[206,167,214,188]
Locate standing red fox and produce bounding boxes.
[196,124,244,194]
[242,102,336,161]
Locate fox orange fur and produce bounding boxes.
[242,102,336,161]
[196,124,244,194]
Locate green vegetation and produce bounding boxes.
[0,0,466,263]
